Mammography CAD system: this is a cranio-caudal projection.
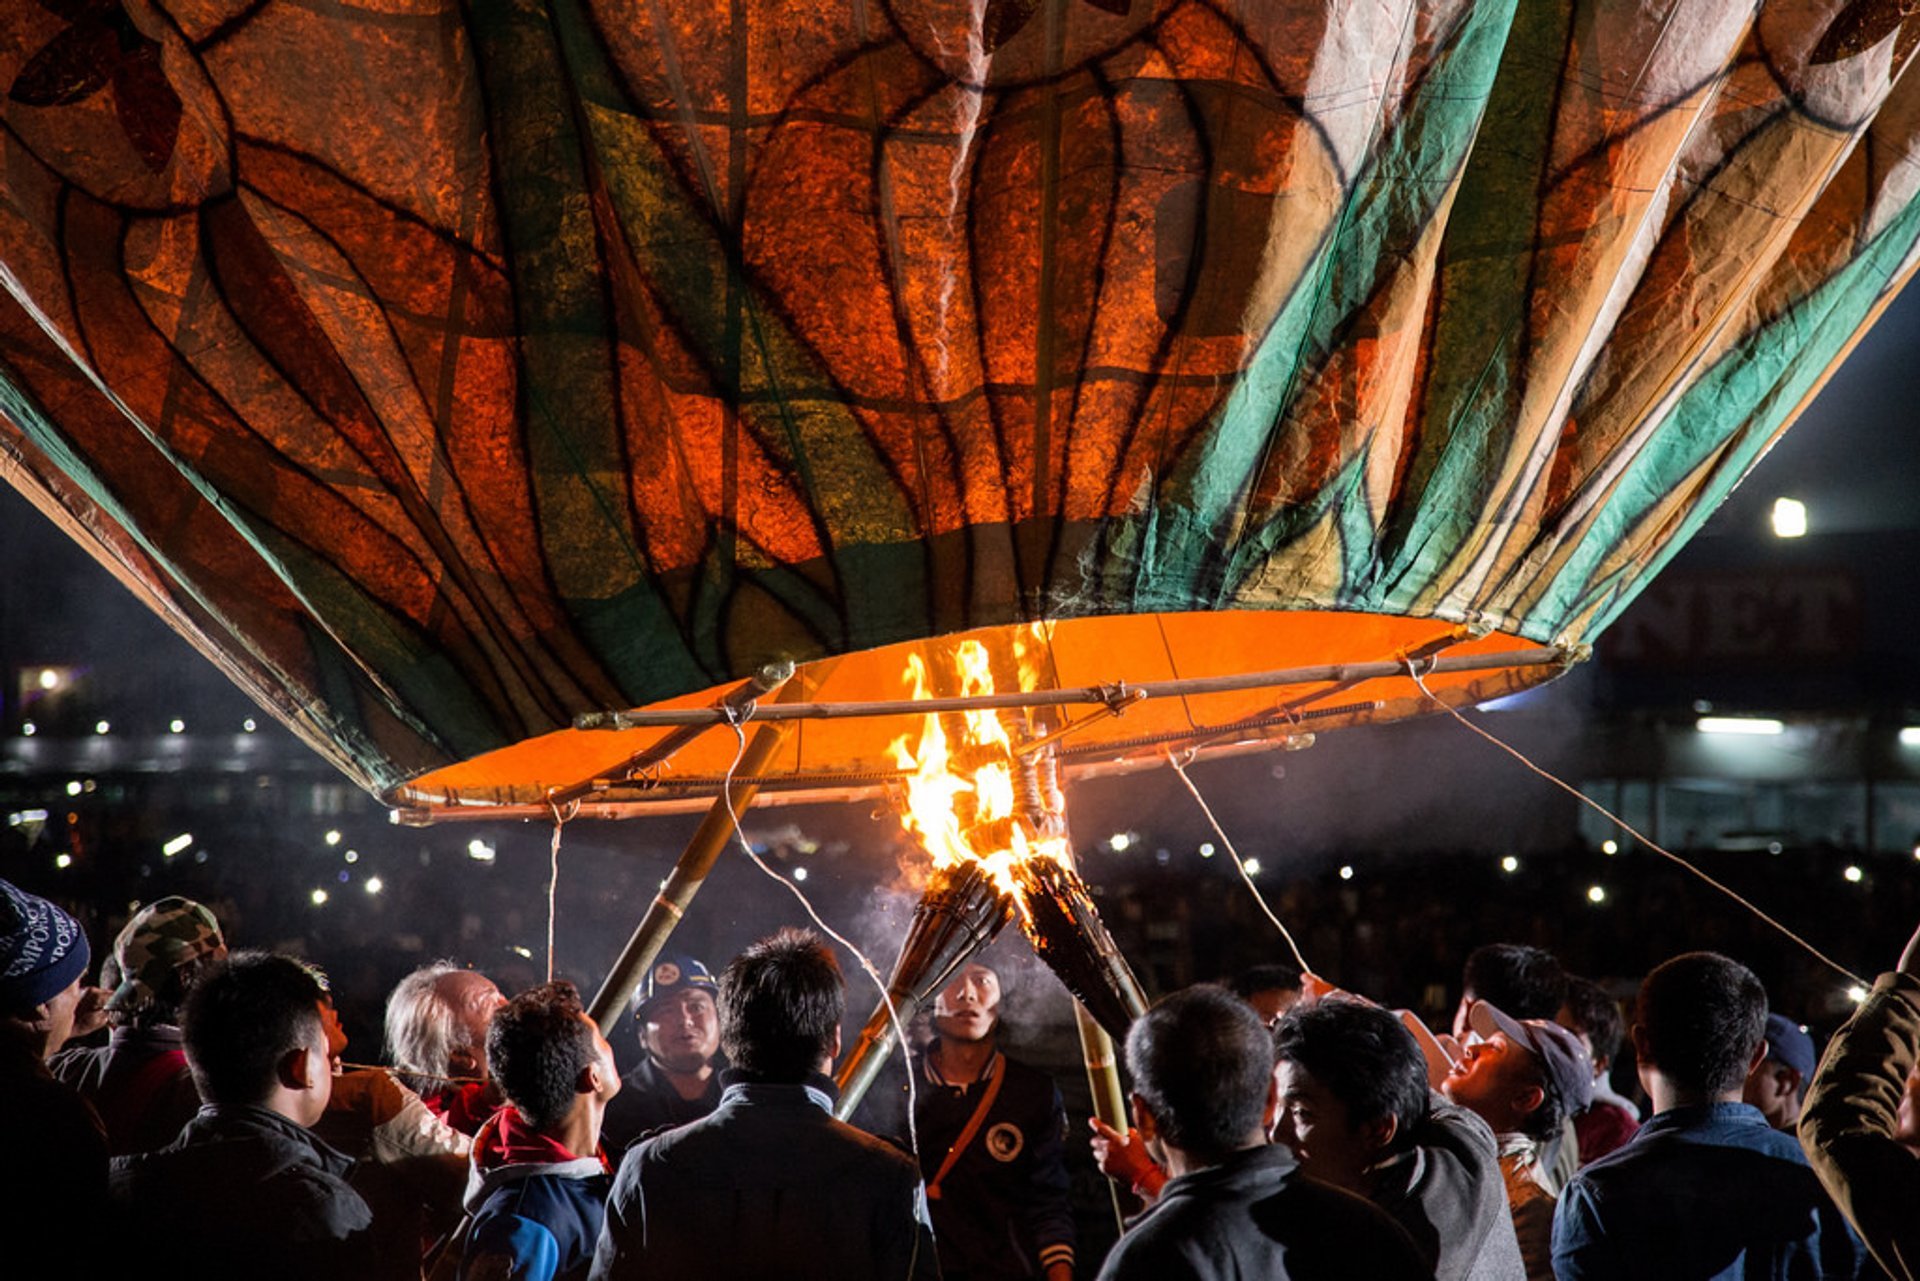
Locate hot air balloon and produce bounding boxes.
[4,0,1918,1099]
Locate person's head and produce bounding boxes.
[1125,985,1274,1168]
[183,952,333,1125]
[1229,964,1303,1025]
[632,954,720,1075]
[1632,951,1767,1105]
[1273,999,1430,1192]
[385,962,506,1087]
[0,878,92,1059]
[489,981,620,1134]
[1453,943,1567,1038]
[1557,975,1625,1077]
[105,896,226,1029]
[1743,1012,1816,1129]
[1445,1000,1593,1142]
[932,963,1002,1046]
[719,928,843,1083]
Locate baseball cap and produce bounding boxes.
[106,896,227,1013]
[1762,1013,1817,1082]
[632,953,717,1019]
[1469,998,1596,1115]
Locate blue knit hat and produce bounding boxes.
[0,879,90,1014]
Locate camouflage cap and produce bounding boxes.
[106,896,227,1013]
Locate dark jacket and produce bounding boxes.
[451,1108,609,1281]
[911,1047,1074,1280]
[1,1036,107,1277]
[1095,1144,1431,1280]
[108,1103,374,1281]
[50,1022,200,1156]
[590,1071,939,1281]
[1801,971,1920,1280]
[599,1053,721,1152]
[1553,1101,1863,1281]
[1367,1097,1526,1281]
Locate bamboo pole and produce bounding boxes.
[546,661,792,808]
[1075,999,1131,1231]
[574,646,1574,729]
[584,717,792,1031]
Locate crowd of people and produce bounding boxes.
[7,872,1920,1280]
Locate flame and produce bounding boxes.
[889,633,1070,903]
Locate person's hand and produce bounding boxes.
[1089,1116,1165,1199]
[71,985,111,1040]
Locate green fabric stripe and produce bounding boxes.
[1527,193,1920,640]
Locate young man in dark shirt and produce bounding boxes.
[109,952,374,1281]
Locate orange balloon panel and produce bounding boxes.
[394,612,1557,812]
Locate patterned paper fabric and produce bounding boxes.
[2,2,1917,803]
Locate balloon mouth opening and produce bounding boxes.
[386,608,1570,820]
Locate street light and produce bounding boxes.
[1770,497,1807,538]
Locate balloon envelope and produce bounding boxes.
[3,1,1917,811]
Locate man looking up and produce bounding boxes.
[1096,985,1427,1281]
[1444,1000,1594,1281]
[599,953,721,1151]
[108,951,373,1280]
[592,927,938,1280]
[387,961,508,1134]
[1552,951,1861,1280]
[914,960,1074,1281]
[451,981,619,1281]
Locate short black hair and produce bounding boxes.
[1126,986,1275,1163]
[1513,1055,1568,1144]
[1229,965,1302,1001]
[720,928,843,1082]
[1562,975,1625,1070]
[1273,999,1429,1152]
[183,952,326,1107]
[1635,952,1766,1097]
[1463,944,1567,1020]
[488,981,597,1132]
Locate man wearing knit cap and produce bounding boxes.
[0,877,108,1267]
[52,894,226,1154]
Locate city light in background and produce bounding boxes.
[1697,716,1785,736]
[1771,496,1808,538]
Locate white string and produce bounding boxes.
[544,798,576,984]
[1402,661,1866,988]
[1164,749,1314,977]
[715,715,924,1165]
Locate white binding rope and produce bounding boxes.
[1402,659,1865,987]
[1165,748,1314,977]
